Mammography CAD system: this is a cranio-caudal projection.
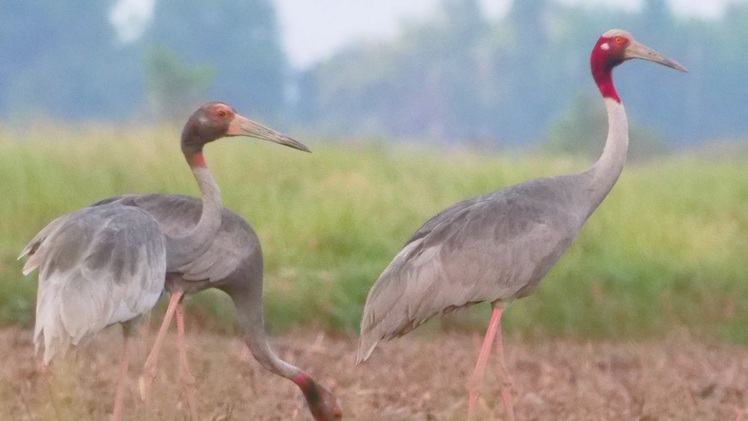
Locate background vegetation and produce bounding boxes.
[0,0,286,122]
[0,0,745,352]
[1,0,747,146]
[299,0,748,145]
[1,127,746,343]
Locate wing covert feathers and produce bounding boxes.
[357,176,586,363]
[21,205,166,364]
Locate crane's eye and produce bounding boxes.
[217,109,228,118]
[614,36,624,44]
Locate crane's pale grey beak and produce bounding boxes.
[624,40,688,72]
[227,114,311,152]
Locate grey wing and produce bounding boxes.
[357,186,577,363]
[176,214,256,281]
[96,194,256,282]
[20,204,166,364]
[403,195,483,246]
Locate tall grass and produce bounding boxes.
[1,125,746,342]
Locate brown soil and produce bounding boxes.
[1,326,746,421]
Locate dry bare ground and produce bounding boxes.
[1,326,747,421]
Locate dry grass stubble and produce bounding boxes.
[0,326,746,420]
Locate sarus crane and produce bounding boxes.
[20,102,342,421]
[356,29,686,420]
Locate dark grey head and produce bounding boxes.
[180,102,310,156]
[290,371,342,421]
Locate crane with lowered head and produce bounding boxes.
[21,102,342,421]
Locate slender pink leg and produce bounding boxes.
[493,309,515,421]
[112,337,130,421]
[467,304,504,421]
[139,290,183,402]
[39,363,63,420]
[176,301,198,420]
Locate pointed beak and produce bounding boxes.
[624,40,688,72]
[227,114,310,152]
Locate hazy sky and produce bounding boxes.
[274,0,735,68]
[112,0,737,68]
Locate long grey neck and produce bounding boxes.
[234,290,336,420]
[165,163,223,270]
[582,97,628,212]
[233,289,300,379]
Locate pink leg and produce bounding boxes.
[467,304,504,421]
[493,309,515,421]
[139,290,183,402]
[176,301,198,420]
[39,363,63,420]
[112,336,130,421]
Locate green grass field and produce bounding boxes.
[1,125,746,342]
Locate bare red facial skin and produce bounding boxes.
[180,102,237,156]
[208,104,234,121]
[589,35,629,103]
[291,372,342,420]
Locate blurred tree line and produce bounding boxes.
[296,0,748,147]
[0,0,286,123]
[0,0,745,147]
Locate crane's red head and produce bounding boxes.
[590,29,687,103]
[181,102,309,167]
[292,373,343,420]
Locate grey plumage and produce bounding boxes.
[21,204,166,364]
[92,194,254,285]
[358,173,593,361]
[20,102,341,421]
[356,30,686,421]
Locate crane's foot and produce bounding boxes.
[494,324,515,421]
[138,291,183,403]
[178,370,199,420]
[466,376,481,421]
[467,398,479,421]
[499,376,516,421]
[112,338,130,421]
[38,362,64,421]
[467,305,504,421]
[138,365,157,403]
[175,293,198,420]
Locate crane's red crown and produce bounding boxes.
[204,102,235,123]
[180,102,310,167]
[590,29,634,103]
[591,29,632,70]
[181,102,237,159]
[590,29,686,103]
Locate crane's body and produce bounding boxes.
[360,172,593,353]
[21,204,166,364]
[90,194,258,295]
[21,103,341,421]
[92,194,327,402]
[358,99,625,358]
[357,30,686,420]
